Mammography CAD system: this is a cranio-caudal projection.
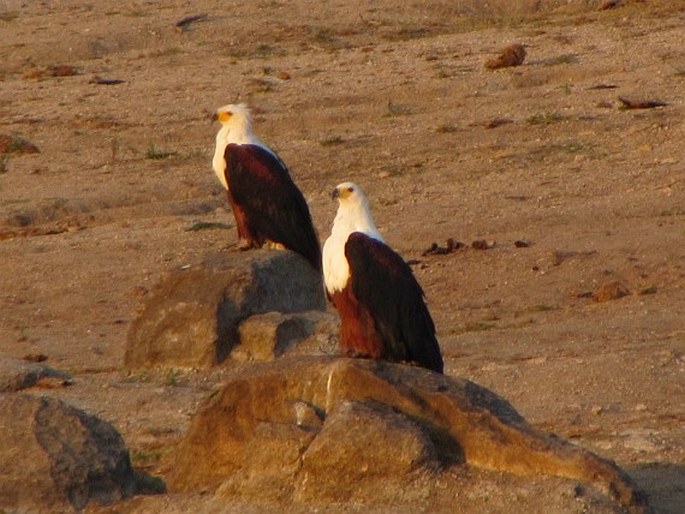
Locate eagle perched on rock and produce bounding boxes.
[322,182,444,373]
[212,103,321,271]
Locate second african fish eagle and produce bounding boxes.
[322,182,444,373]
[212,103,321,271]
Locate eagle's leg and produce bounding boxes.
[228,201,260,250]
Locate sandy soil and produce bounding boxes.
[1,1,683,512]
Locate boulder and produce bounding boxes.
[0,394,164,512]
[0,357,71,392]
[169,357,649,513]
[231,310,339,362]
[125,249,326,369]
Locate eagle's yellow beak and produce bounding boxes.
[214,111,232,123]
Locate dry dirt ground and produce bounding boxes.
[1,1,684,512]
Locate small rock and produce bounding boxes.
[618,96,668,110]
[0,358,71,392]
[592,281,629,303]
[485,43,526,70]
[472,239,495,250]
[125,250,325,369]
[0,394,164,512]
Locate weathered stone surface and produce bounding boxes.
[0,394,164,512]
[169,357,649,513]
[296,399,442,502]
[231,310,339,362]
[125,249,326,369]
[0,357,71,392]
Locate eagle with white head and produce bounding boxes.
[212,103,321,271]
[322,182,444,373]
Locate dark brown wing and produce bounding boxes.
[225,144,321,270]
[345,232,443,373]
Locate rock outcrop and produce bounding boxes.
[169,357,649,513]
[0,357,71,392]
[0,394,164,512]
[231,310,338,362]
[125,249,326,369]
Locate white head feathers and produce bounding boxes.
[322,182,384,293]
[212,103,266,189]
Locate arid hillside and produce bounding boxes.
[1,1,683,512]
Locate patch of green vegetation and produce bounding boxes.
[185,221,232,232]
[318,135,345,146]
[165,368,181,387]
[436,123,460,134]
[463,321,496,333]
[384,101,413,117]
[253,44,286,58]
[658,207,685,217]
[0,11,19,22]
[146,143,177,160]
[393,27,429,41]
[124,370,152,383]
[639,285,658,296]
[541,54,578,66]
[526,111,568,125]
[130,448,164,469]
[528,304,558,312]
[523,139,608,163]
[313,27,335,44]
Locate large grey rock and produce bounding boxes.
[169,357,649,513]
[0,357,71,392]
[125,249,326,369]
[0,394,164,512]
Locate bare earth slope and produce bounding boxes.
[1,1,683,512]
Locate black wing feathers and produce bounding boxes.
[345,232,444,373]
[226,144,321,270]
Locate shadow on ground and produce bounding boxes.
[629,463,685,514]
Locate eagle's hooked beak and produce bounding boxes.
[331,187,340,200]
[211,112,219,123]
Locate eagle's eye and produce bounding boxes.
[347,186,354,193]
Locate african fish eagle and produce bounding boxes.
[322,182,444,373]
[212,103,321,271]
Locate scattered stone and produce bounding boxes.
[472,239,495,250]
[169,357,649,513]
[618,97,668,110]
[0,357,71,392]
[125,250,325,370]
[592,281,629,303]
[599,0,622,10]
[422,238,465,256]
[484,117,514,129]
[588,84,618,90]
[0,134,40,155]
[90,76,125,85]
[553,250,597,266]
[22,352,48,363]
[0,394,164,512]
[49,64,81,77]
[485,43,526,70]
[231,310,339,362]
[514,239,532,248]
[175,13,208,31]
